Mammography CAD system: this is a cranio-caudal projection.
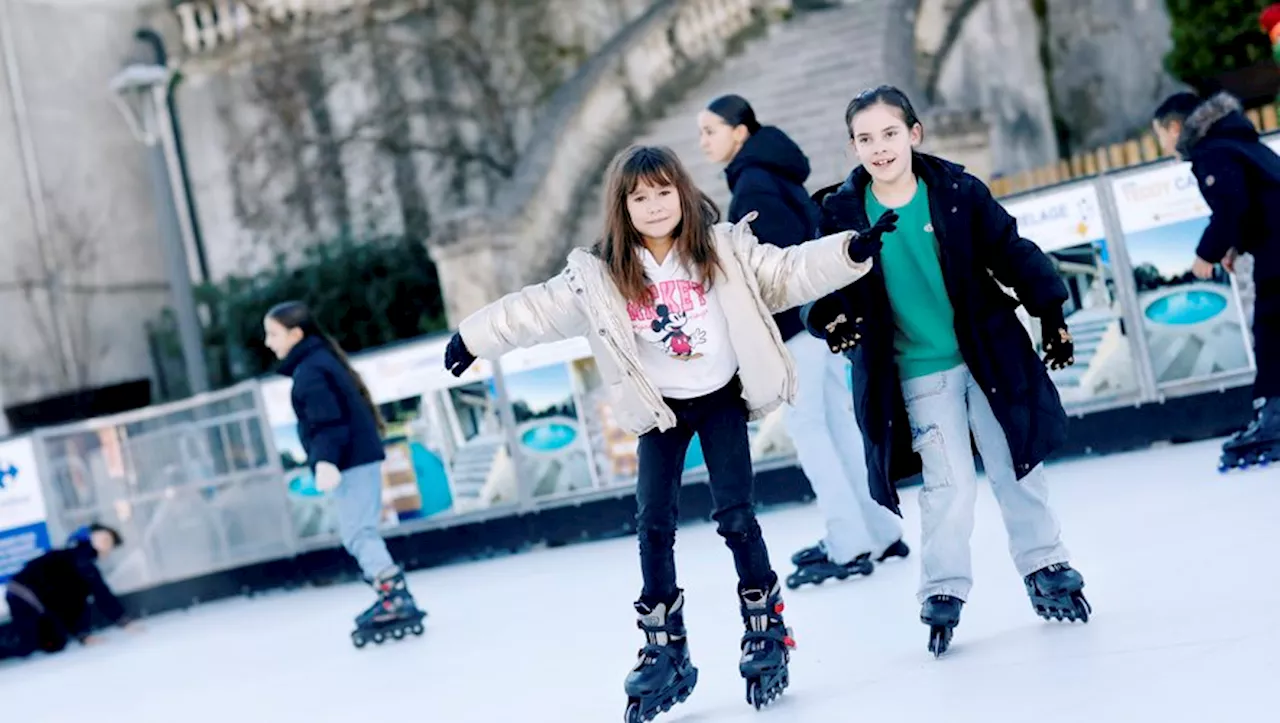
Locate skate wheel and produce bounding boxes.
[785,575,800,590]
[409,623,425,636]
[392,628,405,640]
[351,633,367,649]
[748,680,764,710]
[928,626,952,658]
[372,631,386,645]
[624,700,641,723]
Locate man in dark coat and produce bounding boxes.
[3,524,137,656]
[1153,91,1280,464]
[801,152,1072,517]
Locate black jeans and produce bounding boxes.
[635,378,776,605]
[4,593,65,656]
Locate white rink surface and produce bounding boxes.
[2,438,1276,723]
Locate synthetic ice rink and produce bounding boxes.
[2,437,1275,722]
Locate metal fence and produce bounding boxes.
[28,383,294,595]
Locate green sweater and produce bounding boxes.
[865,178,963,380]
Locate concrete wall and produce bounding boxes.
[0,0,171,406]
[171,0,659,282]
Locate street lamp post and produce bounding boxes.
[109,63,210,395]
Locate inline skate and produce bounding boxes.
[1024,563,1091,623]
[350,566,427,648]
[738,579,795,710]
[921,594,963,658]
[624,592,698,723]
[1218,397,1279,472]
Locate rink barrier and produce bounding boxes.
[0,136,1267,651]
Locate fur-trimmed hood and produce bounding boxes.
[1177,91,1257,158]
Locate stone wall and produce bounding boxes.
[428,0,775,325]
[169,0,659,281]
[917,0,1183,177]
[0,0,172,406]
[1042,0,1184,152]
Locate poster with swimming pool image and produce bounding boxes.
[1001,183,1143,408]
[499,343,600,501]
[1111,164,1254,387]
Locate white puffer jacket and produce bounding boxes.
[459,214,872,436]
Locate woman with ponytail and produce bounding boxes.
[264,301,426,647]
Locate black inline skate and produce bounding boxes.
[877,539,911,563]
[1024,563,1091,623]
[921,595,963,658]
[1218,397,1279,472]
[738,579,795,710]
[786,543,873,590]
[624,592,698,723]
[350,566,427,648]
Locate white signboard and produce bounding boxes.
[0,436,51,618]
[1004,183,1107,253]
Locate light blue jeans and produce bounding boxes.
[785,334,903,564]
[333,461,396,580]
[901,364,1070,603]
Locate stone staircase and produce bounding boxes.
[568,0,917,248]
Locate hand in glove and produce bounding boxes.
[806,295,864,354]
[444,332,476,377]
[847,210,899,263]
[824,312,865,354]
[314,461,342,493]
[1040,309,1075,370]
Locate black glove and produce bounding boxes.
[847,210,898,263]
[1040,309,1074,370]
[824,312,865,354]
[444,332,476,377]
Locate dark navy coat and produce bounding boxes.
[278,336,385,471]
[725,125,823,341]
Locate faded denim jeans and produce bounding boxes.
[784,334,902,563]
[334,461,397,580]
[902,364,1070,603]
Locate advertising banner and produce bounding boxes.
[499,338,602,501]
[0,436,52,618]
[1003,183,1144,408]
[1110,163,1254,388]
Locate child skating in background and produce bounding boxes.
[802,86,1091,658]
[1151,91,1280,470]
[264,302,427,648]
[443,144,888,719]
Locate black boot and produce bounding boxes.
[738,578,794,709]
[1219,397,1280,470]
[624,591,698,723]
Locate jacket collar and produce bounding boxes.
[1176,91,1249,157]
[277,335,326,377]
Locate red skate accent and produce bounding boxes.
[773,601,784,614]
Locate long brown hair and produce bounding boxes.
[593,145,722,304]
[267,301,387,436]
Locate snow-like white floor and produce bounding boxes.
[2,438,1276,723]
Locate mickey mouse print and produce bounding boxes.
[628,249,738,399]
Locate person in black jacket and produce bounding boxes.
[801,86,1090,656]
[698,94,908,590]
[1152,91,1280,468]
[4,523,136,656]
[265,301,426,646]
